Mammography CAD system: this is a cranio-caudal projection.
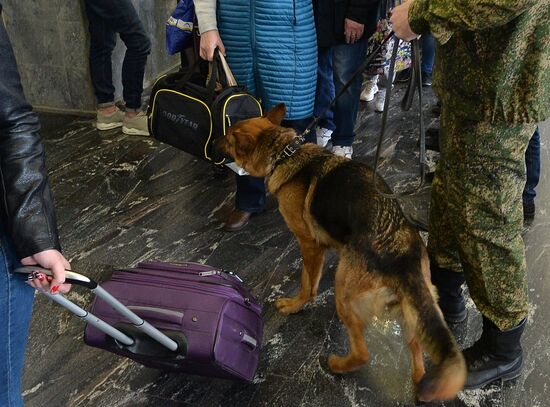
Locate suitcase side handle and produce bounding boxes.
[14,266,180,353]
[241,331,258,350]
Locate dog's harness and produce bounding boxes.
[271,134,305,170]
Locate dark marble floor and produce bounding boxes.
[22,87,550,407]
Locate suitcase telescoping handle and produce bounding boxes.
[14,266,179,352]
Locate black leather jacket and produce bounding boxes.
[0,12,61,258]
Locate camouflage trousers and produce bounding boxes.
[428,108,536,330]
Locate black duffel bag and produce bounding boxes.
[147,49,262,164]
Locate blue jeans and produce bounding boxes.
[314,39,368,147]
[84,0,151,109]
[235,118,314,212]
[421,33,435,75]
[313,48,336,132]
[0,232,34,407]
[523,127,541,204]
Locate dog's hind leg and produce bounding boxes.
[402,303,426,386]
[407,338,426,386]
[276,237,326,315]
[328,251,370,373]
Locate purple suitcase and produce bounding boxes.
[15,262,263,382]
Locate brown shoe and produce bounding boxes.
[223,210,251,232]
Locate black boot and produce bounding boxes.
[425,127,440,152]
[417,127,441,152]
[431,266,467,323]
[464,317,526,389]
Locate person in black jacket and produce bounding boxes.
[313,0,381,157]
[0,8,71,406]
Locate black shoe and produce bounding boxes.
[523,200,535,221]
[464,317,526,390]
[421,71,433,87]
[395,68,410,83]
[441,299,468,324]
[431,266,467,324]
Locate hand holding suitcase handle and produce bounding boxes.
[15,265,98,289]
[14,266,181,353]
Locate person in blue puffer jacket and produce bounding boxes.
[195,0,317,231]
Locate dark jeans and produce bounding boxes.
[84,0,151,110]
[235,118,314,212]
[313,47,336,132]
[523,127,540,204]
[421,33,435,75]
[0,231,34,407]
[314,39,368,146]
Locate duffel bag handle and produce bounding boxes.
[206,47,240,94]
[170,47,235,99]
[205,47,230,96]
[13,266,180,352]
[217,52,237,87]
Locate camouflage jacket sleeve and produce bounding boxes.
[408,0,537,44]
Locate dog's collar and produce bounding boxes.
[272,135,305,169]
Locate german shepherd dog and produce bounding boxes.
[217,104,466,401]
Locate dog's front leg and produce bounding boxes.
[276,238,325,315]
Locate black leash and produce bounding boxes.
[372,36,428,231]
[373,37,426,199]
[287,30,429,230]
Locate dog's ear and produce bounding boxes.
[265,103,286,125]
[234,132,253,156]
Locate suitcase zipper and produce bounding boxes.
[110,272,254,306]
[198,270,243,283]
[109,276,235,299]
[107,277,256,309]
[136,262,245,284]
[115,265,253,304]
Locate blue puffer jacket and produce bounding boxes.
[217,0,317,120]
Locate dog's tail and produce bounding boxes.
[395,269,466,402]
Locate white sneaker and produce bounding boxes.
[96,107,125,130]
[331,145,353,159]
[122,112,150,136]
[360,78,378,102]
[316,127,333,147]
[374,89,386,113]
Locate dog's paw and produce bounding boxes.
[275,297,304,315]
[327,353,369,374]
[327,354,347,374]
